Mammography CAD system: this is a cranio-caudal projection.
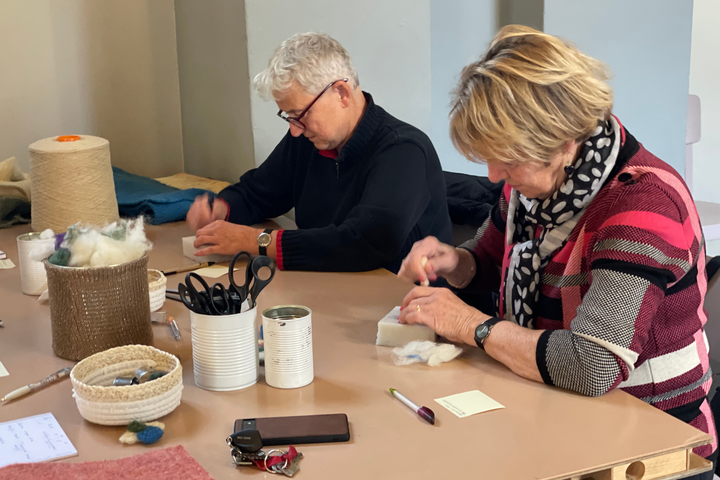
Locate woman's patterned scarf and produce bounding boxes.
[504,116,621,327]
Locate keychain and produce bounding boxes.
[227,429,304,477]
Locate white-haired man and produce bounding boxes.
[187,32,451,272]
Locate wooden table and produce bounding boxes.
[0,222,712,479]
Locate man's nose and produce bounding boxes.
[289,124,304,137]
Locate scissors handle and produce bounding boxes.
[248,256,276,308]
[185,272,214,315]
[209,283,231,315]
[228,251,253,306]
[177,283,202,314]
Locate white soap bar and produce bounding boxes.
[376,307,436,347]
[182,236,233,263]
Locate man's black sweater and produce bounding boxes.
[217,93,452,273]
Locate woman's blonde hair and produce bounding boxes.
[449,25,613,164]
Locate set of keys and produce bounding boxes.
[227,429,303,477]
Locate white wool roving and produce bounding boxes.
[391,341,463,367]
[68,218,152,268]
[28,229,58,261]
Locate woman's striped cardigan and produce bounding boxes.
[463,128,716,457]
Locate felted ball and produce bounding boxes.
[127,420,147,433]
[136,426,164,444]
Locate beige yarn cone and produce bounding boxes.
[29,135,119,232]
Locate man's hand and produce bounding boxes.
[194,221,259,257]
[186,194,229,231]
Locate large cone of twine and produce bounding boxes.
[29,135,119,232]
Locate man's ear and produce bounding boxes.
[334,81,353,108]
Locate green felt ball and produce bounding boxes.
[127,420,147,433]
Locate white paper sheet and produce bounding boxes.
[0,413,77,467]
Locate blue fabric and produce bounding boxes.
[112,167,212,225]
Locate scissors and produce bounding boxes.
[228,251,276,310]
[181,272,232,315]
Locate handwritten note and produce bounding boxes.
[0,413,77,467]
[434,390,505,418]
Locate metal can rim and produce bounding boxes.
[262,305,312,320]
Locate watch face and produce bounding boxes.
[258,233,271,247]
[475,324,490,340]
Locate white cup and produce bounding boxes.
[262,305,314,389]
[17,232,55,295]
[190,305,259,391]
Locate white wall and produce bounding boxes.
[429,0,545,177]
[689,0,720,204]
[545,0,694,176]
[244,0,432,167]
[430,0,495,177]
[0,0,183,178]
[175,0,255,183]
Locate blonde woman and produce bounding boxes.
[398,26,716,472]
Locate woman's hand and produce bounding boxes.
[398,286,490,345]
[186,194,228,231]
[397,237,461,286]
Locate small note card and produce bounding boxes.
[434,390,505,418]
[0,360,8,377]
[0,413,78,467]
[195,264,238,279]
[0,259,15,269]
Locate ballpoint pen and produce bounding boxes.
[151,312,181,341]
[1,367,73,403]
[161,262,215,276]
[168,316,181,341]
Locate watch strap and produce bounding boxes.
[475,317,504,350]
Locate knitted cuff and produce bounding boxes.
[276,230,285,270]
[536,330,554,386]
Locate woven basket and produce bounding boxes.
[148,269,167,312]
[45,256,153,361]
[70,345,183,425]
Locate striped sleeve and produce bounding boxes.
[459,186,508,293]
[537,182,698,397]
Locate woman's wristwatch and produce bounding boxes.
[474,317,504,350]
[257,229,273,256]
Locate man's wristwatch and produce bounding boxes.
[474,317,504,350]
[257,229,273,256]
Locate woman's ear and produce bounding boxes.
[564,140,579,155]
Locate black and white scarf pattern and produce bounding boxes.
[504,116,622,327]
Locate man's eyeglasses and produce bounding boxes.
[277,78,348,131]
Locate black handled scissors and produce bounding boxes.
[228,251,276,310]
[182,272,232,315]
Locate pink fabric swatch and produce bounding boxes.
[0,445,214,480]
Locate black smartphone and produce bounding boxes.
[234,413,350,446]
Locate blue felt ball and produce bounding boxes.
[136,426,164,444]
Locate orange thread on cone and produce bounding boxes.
[56,135,81,142]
